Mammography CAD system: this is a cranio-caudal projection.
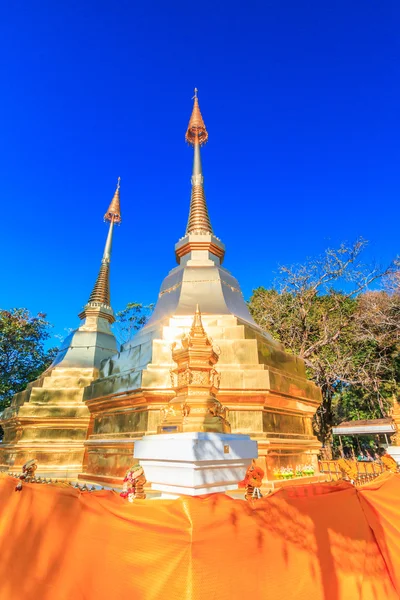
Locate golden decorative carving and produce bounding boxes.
[160,404,176,422]
[169,370,177,388]
[178,367,193,386]
[209,368,221,390]
[182,403,191,420]
[158,305,230,434]
[190,371,208,385]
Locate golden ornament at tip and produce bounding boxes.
[104,177,122,223]
[185,89,208,146]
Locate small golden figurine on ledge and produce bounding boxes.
[120,465,146,501]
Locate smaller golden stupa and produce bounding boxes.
[0,180,122,479]
[159,305,230,434]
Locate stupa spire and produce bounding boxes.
[79,178,122,324]
[185,89,213,235]
[190,304,206,337]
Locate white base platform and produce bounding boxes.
[134,432,257,497]
[386,446,400,465]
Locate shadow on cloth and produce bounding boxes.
[0,472,399,600]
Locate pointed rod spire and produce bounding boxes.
[80,179,122,322]
[185,89,213,235]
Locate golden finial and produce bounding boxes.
[190,304,206,337]
[104,178,122,223]
[186,89,208,146]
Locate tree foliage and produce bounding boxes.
[115,302,154,345]
[249,240,400,446]
[0,309,58,413]
[0,303,154,417]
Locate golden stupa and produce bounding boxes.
[0,180,122,479]
[0,93,322,485]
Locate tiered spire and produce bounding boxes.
[185,89,213,235]
[174,90,225,266]
[79,178,122,324]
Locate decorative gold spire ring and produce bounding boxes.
[186,183,213,234]
[87,262,111,307]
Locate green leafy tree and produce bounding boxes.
[0,308,58,413]
[115,302,154,345]
[249,239,398,448]
[349,272,400,417]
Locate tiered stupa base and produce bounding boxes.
[80,314,321,487]
[0,367,96,480]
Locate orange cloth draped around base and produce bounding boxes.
[0,473,399,600]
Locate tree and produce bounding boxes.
[249,239,398,447]
[115,302,154,345]
[349,265,400,418]
[0,309,58,414]
[0,302,154,418]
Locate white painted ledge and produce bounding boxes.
[135,431,257,497]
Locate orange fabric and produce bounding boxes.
[0,473,399,600]
[359,472,400,595]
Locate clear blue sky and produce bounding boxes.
[1,1,399,343]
